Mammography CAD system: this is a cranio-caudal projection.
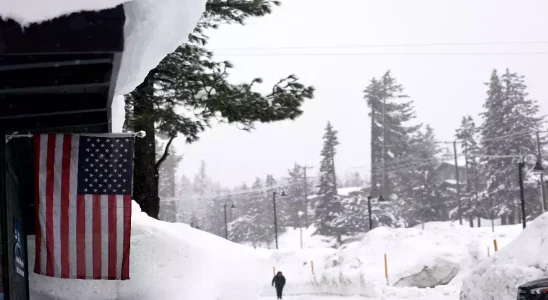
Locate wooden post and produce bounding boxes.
[494,239,498,252]
[487,246,490,257]
[311,261,315,274]
[384,253,389,286]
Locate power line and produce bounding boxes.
[214,40,548,51]
[214,51,548,57]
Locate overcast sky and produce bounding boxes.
[176,0,548,187]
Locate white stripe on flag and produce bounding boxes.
[52,134,63,277]
[38,134,48,274]
[85,194,94,278]
[101,195,109,279]
[116,194,124,279]
[68,136,79,278]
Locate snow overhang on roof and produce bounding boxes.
[0,0,207,132]
[0,6,125,132]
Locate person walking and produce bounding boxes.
[272,271,286,299]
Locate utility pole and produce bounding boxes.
[537,131,545,212]
[301,165,313,227]
[371,103,377,191]
[453,141,463,225]
[273,191,279,249]
[463,143,472,228]
[381,96,387,197]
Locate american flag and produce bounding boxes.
[33,134,134,280]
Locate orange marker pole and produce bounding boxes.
[311,261,315,274]
[384,253,389,286]
[494,239,498,252]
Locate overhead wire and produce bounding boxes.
[214,40,548,51]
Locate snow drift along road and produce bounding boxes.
[460,212,548,300]
[263,222,522,298]
[29,201,267,300]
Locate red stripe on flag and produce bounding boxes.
[45,134,56,277]
[76,194,86,279]
[60,135,71,278]
[33,135,42,274]
[121,194,131,280]
[93,194,102,279]
[108,195,117,279]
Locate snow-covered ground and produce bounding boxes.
[460,211,548,300]
[259,221,523,299]
[29,201,267,300]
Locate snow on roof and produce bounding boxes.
[338,187,363,196]
[1,0,207,132]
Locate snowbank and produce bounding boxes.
[260,221,522,298]
[29,201,266,300]
[460,213,548,300]
[0,0,207,132]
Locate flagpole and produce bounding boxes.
[5,131,147,143]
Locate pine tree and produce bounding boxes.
[178,175,193,223]
[364,71,421,198]
[479,69,545,224]
[456,116,482,226]
[191,160,210,228]
[125,0,315,218]
[314,122,343,241]
[283,163,306,228]
[157,138,183,222]
[394,126,444,225]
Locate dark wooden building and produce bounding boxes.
[0,6,125,299]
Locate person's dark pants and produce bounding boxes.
[276,286,284,299]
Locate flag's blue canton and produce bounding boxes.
[77,136,134,195]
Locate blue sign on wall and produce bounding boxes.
[13,218,24,278]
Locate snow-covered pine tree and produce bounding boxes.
[455,116,484,226]
[395,126,445,225]
[479,69,545,224]
[283,163,306,228]
[157,139,182,222]
[314,122,343,242]
[192,160,210,227]
[364,71,421,198]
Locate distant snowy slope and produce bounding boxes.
[0,0,207,132]
[460,212,548,300]
[29,201,266,300]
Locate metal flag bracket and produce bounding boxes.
[5,131,147,144]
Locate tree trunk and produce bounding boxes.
[133,69,160,219]
[477,217,481,227]
[508,211,515,225]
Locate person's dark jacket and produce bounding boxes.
[272,274,286,288]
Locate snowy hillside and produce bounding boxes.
[460,212,548,300]
[261,222,522,298]
[29,201,266,300]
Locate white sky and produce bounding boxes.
[176,0,548,187]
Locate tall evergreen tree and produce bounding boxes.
[284,163,306,227]
[479,69,545,224]
[456,116,482,226]
[314,122,343,241]
[364,71,421,198]
[125,0,315,218]
[157,138,183,222]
